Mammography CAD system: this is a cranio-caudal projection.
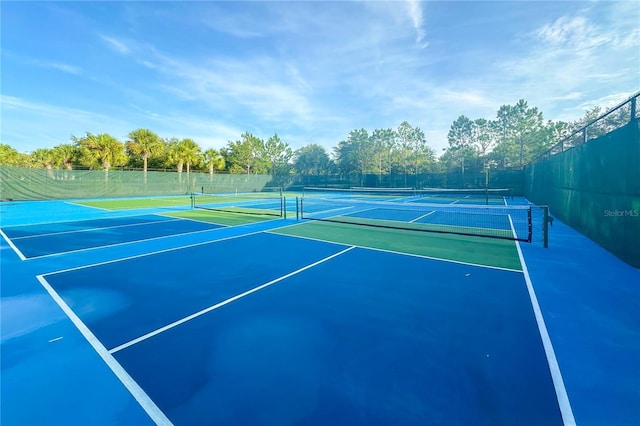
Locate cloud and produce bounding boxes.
[100,35,131,55]
[32,60,81,75]
[406,0,428,48]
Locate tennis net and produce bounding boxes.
[300,197,533,242]
[303,186,512,204]
[303,186,418,198]
[192,193,284,217]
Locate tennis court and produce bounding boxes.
[2,191,639,425]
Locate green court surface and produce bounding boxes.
[164,209,281,227]
[75,196,190,210]
[274,220,522,271]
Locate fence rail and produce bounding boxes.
[530,91,639,164]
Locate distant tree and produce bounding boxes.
[172,138,201,173]
[74,132,127,171]
[203,148,225,174]
[494,100,544,168]
[126,128,162,173]
[471,119,495,171]
[0,144,28,166]
[30,149,55,177]
[369,128,396,178]
[224,132,267,174]
[51,144,77,170]
[333,128,371,185]
[264,133,292,175]
[445,115,475,177]
[293,144,330,175]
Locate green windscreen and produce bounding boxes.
[524,121,640,267]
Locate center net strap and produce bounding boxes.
[300,197,532,242]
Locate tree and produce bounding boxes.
[126,128,162,173]
[30,148,54,170]
[74,132,127,171]
[203,148,225,174]
[51,144,76,170]
[471,118,495,171]
[370,128,396,180]
[445,115,476,179]
[494,100,544,168]
[0,144,28,166]
[223,132,267,174]
[395,121,414,186]
[170,138,201,173]
[293,144,330,175]
[333,128,371,185]
[264,133,292,175]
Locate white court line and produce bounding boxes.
[41,229,267,276]
[109,246,356,354]
[36,275,172,425]
[0,228,27,261]
[409,210,435,223]
[11,218,184,240]
[24,223,228,261]
[0,213,173,229]
[268,231,522,273]
[508,216,575,426]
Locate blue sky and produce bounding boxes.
[1,1,638,155]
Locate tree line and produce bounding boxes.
[0,99,628,177]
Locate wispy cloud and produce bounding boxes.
[406,0,428,48]
[33,60,81,75]
[100,35,131,55]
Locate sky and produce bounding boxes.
[1,1,639,156]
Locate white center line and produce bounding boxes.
[109,246,356,354]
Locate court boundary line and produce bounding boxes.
[35,275,173,426]
[0,228,27,261]
[508,216,576,425]
[0,212,172,229]
[40,229,268,276]
[267,229,522,273]
[66,201,114,211]
[108,246,356,354]
[10,217,185,240]
[20,223,227,261]
[409,210,435,223]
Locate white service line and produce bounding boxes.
[0,228,27,261]
[11,218,184,240]
[269,231,522,273]
[109,246,356,354]
[409,210,436,223]
[508,216,575,426]
[36,275,173,425]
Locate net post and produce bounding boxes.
[297,197,300,221]
[283,197,287,219]
[527,206,533,243]
[543,206,550,248]
[190,192,195,209]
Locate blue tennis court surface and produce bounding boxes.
[38,232,561,425]
[1,214,222,259]
[2,198,639,426]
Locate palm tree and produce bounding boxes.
[52,144,76,170]
[30,148,54,169]
[203,148,225,175]
[126,128,162,173]
[75,132,127,181]
[167,138,202,174]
